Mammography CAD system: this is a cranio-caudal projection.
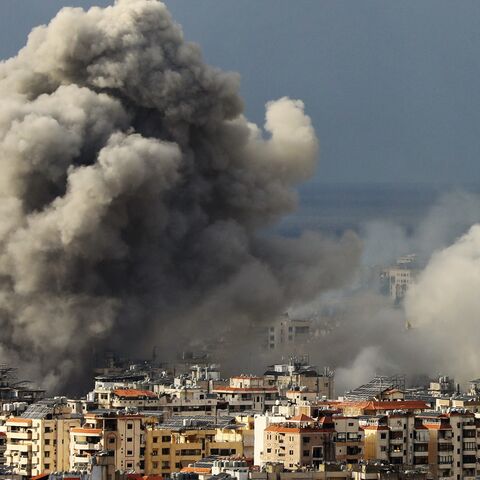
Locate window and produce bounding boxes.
[152,450,158,456]
[126,462,133,468]
[380,446,387,452]
[162,448,170,454]
[303,437,310,443]
[45,439,50,445]
[109,437,115,444]
[44,451,50,458]
[127,450,133,456]
[303,450,309,456]
[152,462,158,469]
[380,433,387,439]
[153,437,158,443]
[162,436,171,442]
[266,448,271,453]
[127,423,133,430]
[127,437,132,442]
[175,463,181,468]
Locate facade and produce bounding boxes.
[264,360,334,399]
[381,256,419,304]
[161,387,219,417]
[262,415,336,470]
[264,316,311,351]
[5,412,80,476]
[75,412,146,472]
[95,388,162,411]
[144,422,243,476]
[213,376,279,413]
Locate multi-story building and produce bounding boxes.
[160,387,219,417]
[263,315,311,351]
[72,412,146,473]
[144,416,243,476]
[381,256,419,304]
[213,376,279,413]
[333,416,363,464]
[95,388,162,411]
[4,399,81,477]
[264,359,334,398]
[262,415,336,470]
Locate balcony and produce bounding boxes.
[7,432,32,440]
[6,444,31,453]
[73,455,90,464]
[75,443,102,451]
[413,450,428,457]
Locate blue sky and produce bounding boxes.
[2,1,480,185]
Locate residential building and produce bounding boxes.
[95,388,163,411]
[264,359,334,398]
[380,256,419,304]
[73,412,146,472]
[4,398,81,477]
[144,416,243,476]
[262,415,336,470]
[213,376,279,413]
[263,315,311,351]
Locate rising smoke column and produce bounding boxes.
[405,224,480,383]
[0,0,360,390]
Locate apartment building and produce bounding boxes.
[213,376,279,413]
[297,400,429,418]
[380,255,419,304]
[95,388,163,411]
[73,412,146,473]
[264,316,311,351]
[333,416,363,464]
[161,387,219,417]
[264,360,334,398]
[262,415,336,470]
[144,417,243,476]
[4,399,81,477]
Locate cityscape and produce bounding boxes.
[2,1,480,480]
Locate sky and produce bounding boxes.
[2,1,480,185]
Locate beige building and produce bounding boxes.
[5,400,81,477]
[381,262,419,304]
[144,421,243,476]
[96,388,163,411]
[159,386,219,417]
[213,376,279,413]
[264,316,311,351]
[332,416,363,464]
[75,412,146,472]
[264,361,334,399]
[262,415,335,470]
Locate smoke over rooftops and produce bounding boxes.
[0,0,360,391]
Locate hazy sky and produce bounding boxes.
[2,1,480,185]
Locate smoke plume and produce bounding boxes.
[287,189,480,394]
[0,0,360,391]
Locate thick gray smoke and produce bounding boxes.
[0,0,360,391]
[288,190,480,394]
